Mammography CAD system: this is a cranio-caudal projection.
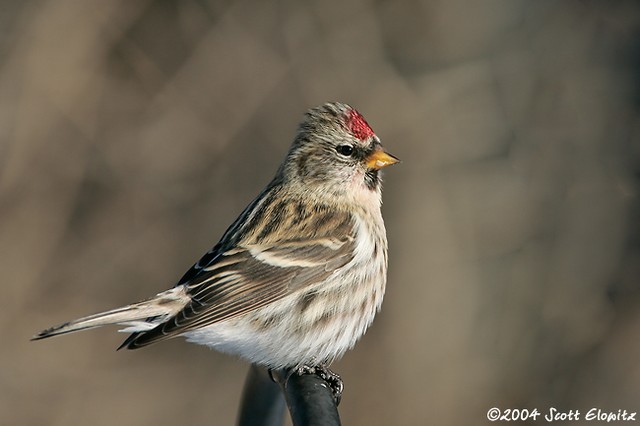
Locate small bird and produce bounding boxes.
[33,102,398,380]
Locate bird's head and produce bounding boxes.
[281,102,399,204]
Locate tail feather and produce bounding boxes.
[117,331,143,351]
[31,287,190,343]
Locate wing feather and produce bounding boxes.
[124,205,355,349]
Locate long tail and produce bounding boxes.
[31,287,190,343]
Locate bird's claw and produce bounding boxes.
[268,364,343,405]
[294,364,343,405]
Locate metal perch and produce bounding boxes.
[237,364,342,426]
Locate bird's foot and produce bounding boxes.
[268,364,344,405]
[293,364,343,405]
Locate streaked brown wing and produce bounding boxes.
[124,213,355,349]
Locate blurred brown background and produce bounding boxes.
[2,1,640,425]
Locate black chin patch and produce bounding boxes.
[364,169,380,191]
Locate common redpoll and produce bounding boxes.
[33,102,398,373]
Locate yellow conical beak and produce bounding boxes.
[365,147,400,170]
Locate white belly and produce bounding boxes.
[183,216,387,368]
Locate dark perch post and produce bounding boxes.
[237,365,286,426]
[237,365,342,426]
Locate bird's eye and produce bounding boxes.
[336,144,354,157]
